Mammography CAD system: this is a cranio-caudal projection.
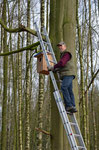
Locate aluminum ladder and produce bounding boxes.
[34,22,87,150]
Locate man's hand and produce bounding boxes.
[47,66,54,71]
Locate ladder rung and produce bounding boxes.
[56,80,62,84]
[41,32,46,36]
[49,60,56,64]
[45,51,53,55]
[66,111,73,115]
[74,134,81,138]
[77,146,85,149]
[43,41,50,45]
[47,51,53,54]
[69,122,77,126]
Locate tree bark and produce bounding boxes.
[1,0,8,149]
[0,42,39,56]
[89,0,97,149]
[37,1,45,150]
[76,0,87,144]
[50,0,77,149]
[18,0,23,149]
[25,0,31,149]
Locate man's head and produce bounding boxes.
[57,42,66,52]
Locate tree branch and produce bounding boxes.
[35,127,51,136]
[0,19,46,40]
[0,42,40,56]
[85,69,99,94]
[79,69,99,105]
[0,19,37,35]
[0,19,47,56]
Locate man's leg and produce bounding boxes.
[61,76,73,108]
[68,80,76,107]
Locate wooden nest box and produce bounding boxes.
[34,51,54,75]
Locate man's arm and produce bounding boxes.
[48,52,71,71]
[54,52,71,69]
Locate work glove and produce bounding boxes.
[47,66,54,71]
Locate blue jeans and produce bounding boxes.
[61,76,75,108]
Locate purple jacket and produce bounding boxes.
[54,52,71,70]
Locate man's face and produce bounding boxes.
[58,44,66,52]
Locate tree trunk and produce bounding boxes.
[37,0,45,150]
[76,0,87,144]
[18,0,22,149]
[50,0,77,149]
[89,0,97,149]
[25,0,30,149]
[1,0,8,149]
[85,30,90,150]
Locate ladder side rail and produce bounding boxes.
[42,27,61,81]
[35,23,60,92]
[49,71,61,91]
[34,24,50,67]
[50,74,86,149]
[53,91,78,150]
[70,115,87,149]
[52,98,76,150]
[70,115,86,146]
[43,27,62,81]
[62,111,86,149]
[34,23,62,96]
[34,23,58,85]
[59,106,78,150]
[43,27,57,63]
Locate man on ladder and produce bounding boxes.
[48,41,77,113]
